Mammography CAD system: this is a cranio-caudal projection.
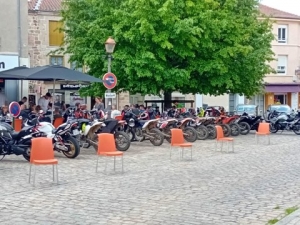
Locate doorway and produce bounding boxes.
[274,93,287,104]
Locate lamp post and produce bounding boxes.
[105,37,116,110]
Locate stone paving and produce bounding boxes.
[1,131,300,225]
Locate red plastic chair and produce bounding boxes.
[170,128,193,160]
[29,137,58,186]
[97,133,124,173]
[256,122,270,145]
[215,125,234,153]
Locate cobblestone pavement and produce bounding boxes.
[1,131,300,225]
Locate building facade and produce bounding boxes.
[199,5,300,112]
[0,0,29,103]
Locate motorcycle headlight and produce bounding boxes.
[128,119,135,127]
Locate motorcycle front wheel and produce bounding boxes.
[135,127,145,142]
[206,125,217,139]
[293,124,300,135]
[270,124,278,133]
[183,127,198,142]
[238,122,251,135]
[195,125,209,140]
[220,124,231,137]
[62,136,81,158]
[149,128,164,146]
[229,123,240,136]
[115,131,131,151]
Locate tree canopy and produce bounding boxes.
[61,0,274,98]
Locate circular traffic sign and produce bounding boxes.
[103,72,117,89]
[9,101,21,118]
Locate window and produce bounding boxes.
[49,21,64,46]
[50,56,64,66]
[278,25,287,44]
[277,55,288,74]
[70,61,83,72]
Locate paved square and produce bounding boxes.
[1,131,300,225]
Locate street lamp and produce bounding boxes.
[105,37,116,110]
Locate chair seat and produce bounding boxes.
[101,152,123,156]
[32,159,58,165]
[256,132,270,135]
[218,138,234,141]
[172,143,193,147]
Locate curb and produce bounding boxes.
[275,209,300,225]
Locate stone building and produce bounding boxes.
[27,0,133,109]
[0,0,29,103]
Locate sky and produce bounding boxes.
[260,0,300,16]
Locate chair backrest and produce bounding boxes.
[115,115,123,121]
[53,117,64,128]
[14,118,22,131]
[170,128,185,145]
[97,133,116,154]
[258,122,270,134]
[215,125,224,140]
[30,137,54,163]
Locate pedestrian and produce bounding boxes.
[38,92,52,113]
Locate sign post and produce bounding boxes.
[8,101,21,129]
[103,71,117,109]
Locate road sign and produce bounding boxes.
[103,72,117,89]
[104,92,116,98]
[9,101,21,118]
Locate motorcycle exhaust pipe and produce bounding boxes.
[11,146,26,155]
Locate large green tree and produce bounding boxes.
[61,0,274,103]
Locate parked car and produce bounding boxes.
[235,104,258,116]
[265,104,292,120]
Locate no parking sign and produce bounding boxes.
[103,73,117,89]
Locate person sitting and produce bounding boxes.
[111,105,121,119]
[53,107,62,119]
[147,106,155,119]
[0,105,8,117]
[17,101,29,120]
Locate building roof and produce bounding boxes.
[28,1,300,20]
[259,4,300,20]
[28,0,62,12]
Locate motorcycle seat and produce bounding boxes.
[139,120,149,123]
[11,131,19,139]
[287,117,294,122]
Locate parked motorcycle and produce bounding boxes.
[235,112,261,134]
[0,122,41,161]
[269,110,300,134]
[24,116,81,158]
[81,118,131,151]
[136,118,165,146]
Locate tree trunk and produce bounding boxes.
[164,92,172,109]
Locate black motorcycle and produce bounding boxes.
[123,111,143,141]
[0,122,42,161]
[237,112,264,134]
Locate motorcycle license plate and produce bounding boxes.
[73,129,80,135]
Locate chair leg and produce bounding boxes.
[221,142,224,152]
[268,135,270,145]
[56,164,59,184]
[96,156,99,173]
[181,148,184,160]
[256,134,258,144]
[53,165,55,182]
[215,141,218,151]
[104,157,107,173]
[29,164,32,183]
[170,146,172,159]
[33,165,37,186]
[232,141,234,152]
[121,155,124,173]
[190,147,193,160]
[114,156,116,171]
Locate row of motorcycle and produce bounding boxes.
[1,107,300,162]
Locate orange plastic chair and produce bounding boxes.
[53,117,64,128]
[255,122,270,145]
[14,118,22,131]
[97,133,124,173]
[114,115,123,121]
[170,128,193,160]
[215,125,234,152]
[29,137,58,186]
